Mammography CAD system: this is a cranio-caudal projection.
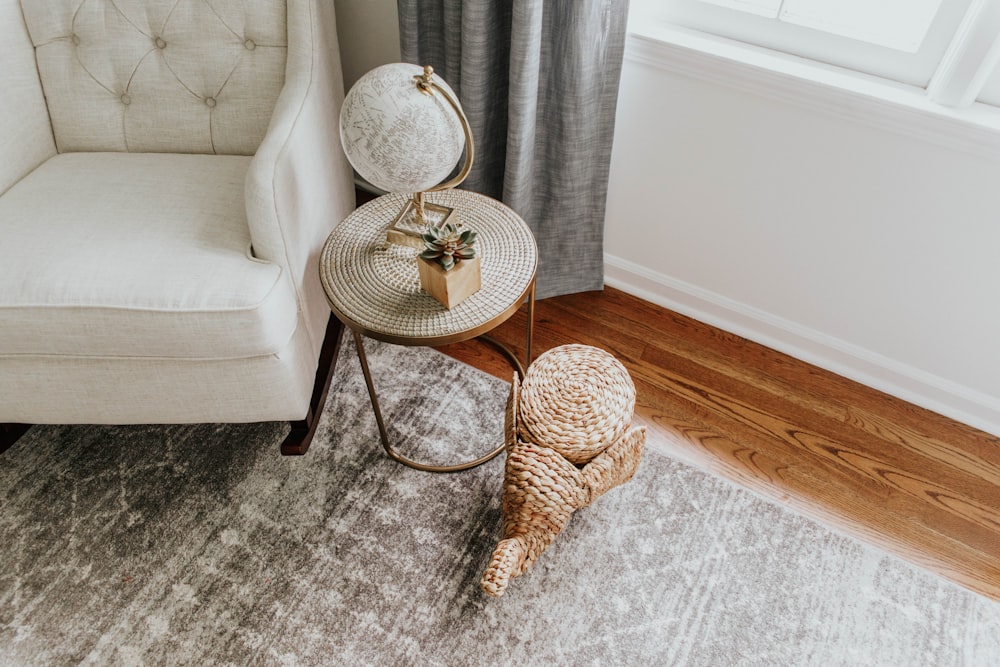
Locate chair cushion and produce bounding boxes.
[0,152,298,359]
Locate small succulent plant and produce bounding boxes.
[419,222,477,271]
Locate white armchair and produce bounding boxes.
[0,0,355,454]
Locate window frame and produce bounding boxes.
[629,0,996,97]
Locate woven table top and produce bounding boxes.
[320,190,537,344]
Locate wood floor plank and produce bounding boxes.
[439,287,1000,601]
[640,343,1000,501]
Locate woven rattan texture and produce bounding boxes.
[321,190,536,341]
[481,345,646,597]
[517,344,636,465]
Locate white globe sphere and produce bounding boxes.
[340,63,466,194]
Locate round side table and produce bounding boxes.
[320,189,537,472]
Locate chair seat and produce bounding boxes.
[0,152,297,359]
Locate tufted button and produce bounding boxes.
[204,97,217,108]
[120,93,131,105]
[71,34,80,46]
[244,38,256,50]
[154,37,166,49]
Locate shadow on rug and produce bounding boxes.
[2,335,999,666]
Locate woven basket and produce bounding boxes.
[481,344,646,597]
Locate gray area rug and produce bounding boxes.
[2,335,999,666]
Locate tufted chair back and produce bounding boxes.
[20,0,288,155]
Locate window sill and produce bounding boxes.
[626,23,1000,160]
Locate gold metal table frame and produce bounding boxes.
[319,190,539,473]
[348,281,534,472]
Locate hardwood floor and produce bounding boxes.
[438,287,1000,601]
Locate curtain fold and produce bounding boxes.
[399,0,630,298]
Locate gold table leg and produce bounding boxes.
[526,281,535,368]
[352,287,535,473]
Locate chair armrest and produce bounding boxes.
[245,0,355,353]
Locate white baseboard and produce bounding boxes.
[604,254,1000,438]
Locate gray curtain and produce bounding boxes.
[398,0,630,299]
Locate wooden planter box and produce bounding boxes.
[417,256,481,309]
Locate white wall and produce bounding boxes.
[333,0,400,90]
[605,33,1000,435]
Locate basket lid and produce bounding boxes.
[517,344,635,465]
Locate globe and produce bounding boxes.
[340,63,466,194]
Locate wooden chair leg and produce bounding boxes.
[1,423,31,454]
[280,315,345,455]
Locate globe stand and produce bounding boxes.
[385,195,458,250]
